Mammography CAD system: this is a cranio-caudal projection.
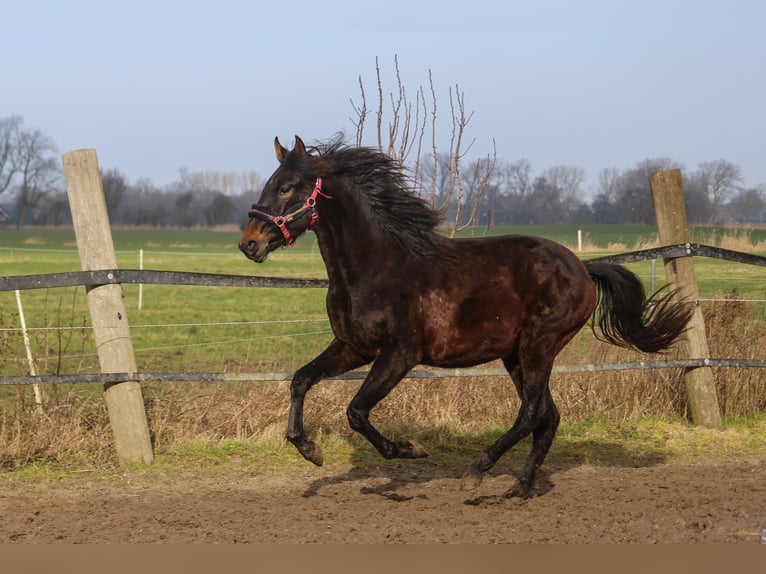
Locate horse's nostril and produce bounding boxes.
[242,239,264,260]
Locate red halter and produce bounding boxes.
[247,178,330,246]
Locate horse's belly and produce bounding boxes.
[424,349,508,369]
[422,322,518,368]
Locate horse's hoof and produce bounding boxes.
[504,481,533,499]
[460,470,483,491]
[305,442,324,466]
[407,440,429,458]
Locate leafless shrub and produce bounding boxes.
[351,56,496,236]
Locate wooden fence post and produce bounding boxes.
[649,169,722,429]
[61,149,154,464]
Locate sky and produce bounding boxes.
[2,0,765,194]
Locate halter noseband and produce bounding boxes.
[247,178,329,246]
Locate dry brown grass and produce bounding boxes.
[0,388,114,468]
[1,294,764,470]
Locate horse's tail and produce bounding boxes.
[584,260,693,354]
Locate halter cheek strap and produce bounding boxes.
[247,178,330,246]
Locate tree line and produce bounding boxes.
[443,154,766,228]
[2,114,764,230]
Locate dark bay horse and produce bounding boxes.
[239,135,691,499]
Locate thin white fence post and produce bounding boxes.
[15,290,43,410]
[138,248,144,311]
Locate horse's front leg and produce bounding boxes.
[346,351,428,460]
[287,339,368,466]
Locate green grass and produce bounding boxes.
[130,409,766,467]
[1,226,764,379]
[6,412,765,482]
[0,229,330,377]
[454,223,766,250]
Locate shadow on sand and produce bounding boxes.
[300,429,669,505]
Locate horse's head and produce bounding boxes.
[239,136,324,263]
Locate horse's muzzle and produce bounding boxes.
[239,238,270,263]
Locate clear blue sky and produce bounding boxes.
[2,0,764,192]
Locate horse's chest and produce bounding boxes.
[326,287,404,349]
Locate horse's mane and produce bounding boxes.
[304,137,445,258]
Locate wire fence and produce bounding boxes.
[1,242,765,387]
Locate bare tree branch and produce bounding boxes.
[353,58,492,236]
[350,76,368,148]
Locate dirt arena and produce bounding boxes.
[2,455,764,543]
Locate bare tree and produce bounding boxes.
[697,159,743,212]
[204,191,236,226]
[350,75,368,148]
[526,176,568,224]
[614,157,681,224]
[681,170,714,223]
[540,165,585,201]
[351,56,496,235]
[503,158,534,197]
[596,167,621,201]
[0,115,22,196]
[540,164,586,219]
[119,179,168,226]
[194,170,263,196]
[351,56,429,168]
[34,190,70,226]
[456,142,497,232]
[13,127,60,227]
[726,185,766,223]
[102,168,128,215]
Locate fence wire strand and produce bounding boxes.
[2,242,764,386]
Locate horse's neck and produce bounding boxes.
[312,196,397,286]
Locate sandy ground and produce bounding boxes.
[2,455,764,544]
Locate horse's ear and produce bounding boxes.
[274,137,289,163]
[293,135,307,157]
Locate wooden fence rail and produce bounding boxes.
[3,358,766,387]
[0,270,328,291]
[1,243,762,294]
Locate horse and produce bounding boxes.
[239,135,692,499]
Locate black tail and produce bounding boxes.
[584,260,692,354]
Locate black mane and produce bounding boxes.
[307,137,444,257]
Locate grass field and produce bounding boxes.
[1,225,764,470]
[2,224,764,374]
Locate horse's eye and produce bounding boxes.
[278,186,291,196]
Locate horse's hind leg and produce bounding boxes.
[461,355,559,498]
[505,386,559,498]
[287,339,368,466]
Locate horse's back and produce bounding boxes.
[444,234,591,286]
